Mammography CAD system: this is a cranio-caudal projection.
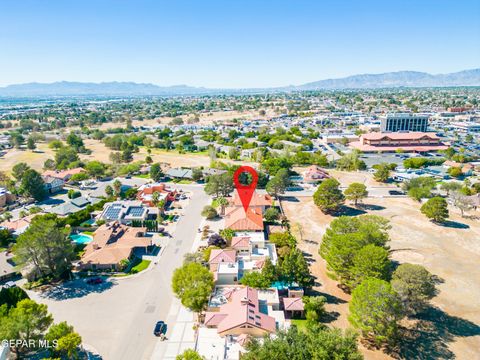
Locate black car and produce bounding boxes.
[153,321,167,337]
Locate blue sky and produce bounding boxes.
[1,0,479,88]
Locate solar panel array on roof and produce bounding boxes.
[126,206,145,217]
[104,205,122,219]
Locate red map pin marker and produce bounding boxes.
[233,166,258,213]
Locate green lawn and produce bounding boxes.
[82,231,94,236]
[134,173,151,179]
[173,179,193,184]
[291,319,308,332]
[130,259,151,273]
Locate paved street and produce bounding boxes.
[27,183,209,360]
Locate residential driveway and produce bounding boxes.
[27,184,210,360]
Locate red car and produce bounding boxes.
[86,277,103,285]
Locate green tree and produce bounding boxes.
[43,158,56,170]
[48,139,64,149]
[344,182,368,206]
[320,215,391,287]
[191,168,203,182]
[447,166,462,178]
[264,207,280,222]
[201,205,218,219]
[85,161,105,179]
[0,228,14,247]
[0,299,53,356]
[243,326,362,360]
[204,173,234,198]
[150,163,164,182]
[12,162,31,181]
[13,218,75,280]
[350,244,391,288]
[27,136,36,151]
[176,349,205,360]
[313,178,345,214]
[66,133,84,151]
[373,163,391,182]
[216,197,229,215]
[420,197,449,223]
[269,232,296,248]
[336,150,366,171]
[172,262,214,313]
[20,169,47,201]
[45,321,74,343]
[113,179,122,197]
[348,278,403,346]
[266,168,291,198]
[403,176,436,201]
[228,147,240,160]
[105,185,114,197]
[56,332,82,359]
[391,263,436,315]
[55,146,80,169]
[303,296,326,324]
[0,286,29,309]
[279,248,313,288]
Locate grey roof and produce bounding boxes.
[71,196,90,207]
[202,168,227,176]
[166,168,193,179]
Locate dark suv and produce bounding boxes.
[153,321,167,337]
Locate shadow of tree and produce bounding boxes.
[358,203,386,211]
[307,288,348,305]
[39,278,116,300]
[440,220,470,229]
[394,306,480,359]
[340,206,367,216]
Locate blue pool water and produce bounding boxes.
[70,233,93,244]
[271,281,290,290]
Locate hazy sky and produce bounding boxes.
[1,0,479,88]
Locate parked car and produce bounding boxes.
[153,321,167,337]
[3,281,16,289]
[86,277,103,285]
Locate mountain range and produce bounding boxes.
[1,69,479,97]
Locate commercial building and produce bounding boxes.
[380,113,429,132]
[450,122,480,133]
[350,132,449,153]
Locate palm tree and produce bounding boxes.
[113,179,122,198]
[216,197,229,216]
[152,191,161,207]
[105,185,114,197]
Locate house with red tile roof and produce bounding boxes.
[224,207,264,231]
[77,222,151,271]
[283,297,305,318]
[302,165,330,184]
[204,287,277,337]
[136,183,177,207]
[208,249,236,272]
[228,192,273,212]
[43,167,85,182]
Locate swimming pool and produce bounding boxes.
[70,233,93,244]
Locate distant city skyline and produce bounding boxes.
[1,0,479,88]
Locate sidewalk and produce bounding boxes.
[150,299,196,359]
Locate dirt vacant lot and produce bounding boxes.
[282,193,480,359]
